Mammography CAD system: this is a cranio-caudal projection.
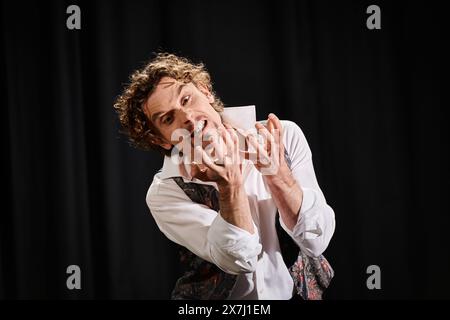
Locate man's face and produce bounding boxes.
[143,76,223,151]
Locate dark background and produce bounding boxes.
[1,0,448,299]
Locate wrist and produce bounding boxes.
[217,181,254,234]
[218,180,244,196]
[264,165,295,188]
[217,174,244,192]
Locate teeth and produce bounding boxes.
[194,120,205,134]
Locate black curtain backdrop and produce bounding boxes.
[1,0,449,299]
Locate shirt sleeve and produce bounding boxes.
[278,120,336,257]
[146,177,262,275]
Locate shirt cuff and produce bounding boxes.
[207,213,262,271]
[280,187,323,241]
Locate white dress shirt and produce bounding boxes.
[146,120,335,300]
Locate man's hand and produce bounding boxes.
[190,122,244,189]
[247,113,304,231]
[244,113,290,179]
[188,122,254,234]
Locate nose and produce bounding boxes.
[177,107,194,130]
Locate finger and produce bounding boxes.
[234,128,250,161]
[260,121,280,174]
[219,126,234,147]
[210,137,225,165]
[191,164,210,181]
[247,134,271,166]
[225,125,241,164]
[222,124,239,153]
[255,122,273,155]
[191,163,205,175]
[255,122,271,137]
[195,146,220,171]
[267,119,275,156]
[222,123,238,162]
[267,115,275,134]
[272,124,282,163]
[223,123,239,144]
[219,127,238,164]
[268,113,283,132]
[235,127,248,138]
[268,113,284,158]
[267,115,281,145]
[189,145,211,180]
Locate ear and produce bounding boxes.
[197,82,215,104]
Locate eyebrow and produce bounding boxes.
[150,83,187,124]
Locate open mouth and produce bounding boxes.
[193,120,207,136]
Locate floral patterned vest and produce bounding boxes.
[170,150,334,300]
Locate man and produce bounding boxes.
[114,53,335,300]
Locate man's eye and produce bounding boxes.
[181,95,191,106]
[163,116,173,124]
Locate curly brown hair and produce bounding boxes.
[113,52,224,155]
